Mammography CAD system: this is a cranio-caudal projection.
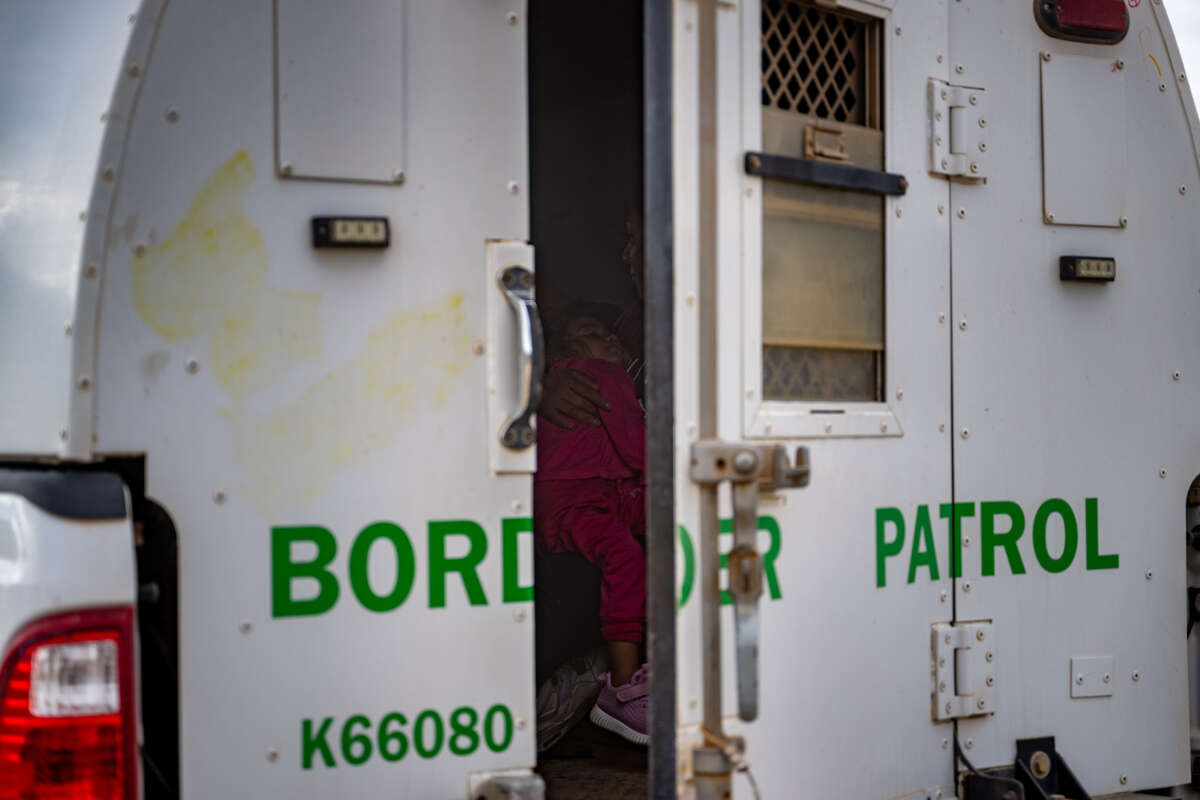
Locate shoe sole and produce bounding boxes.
[589,703,649,746]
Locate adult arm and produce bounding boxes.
[538,368,613,429]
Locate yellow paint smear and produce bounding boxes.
[131,151,321,400]
[226,294,469,517]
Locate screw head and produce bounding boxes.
[1181,185,1189,196]
[1042,52,1052,62]
[955,64,965,74]
[77,375,92,390]
[963,581,972,592]
[945,633,952,644]
[1104,673,1111,683]
[133,242,146,258]
[939,680,947,692]
[59,427,68,440]
[941,158,950,170]
[1077,673,1085,685]
[1117,59,1125,70]
[84,262,99,278]
[1120,774,1128,785]
[986,651,994,662]
[942,738,949,749]
[513,608,527,622]
[937,54,944,63]
[959,319,968,331]
[1145,568,1154,580]
[266,748,279,763]
[1132,670,1141,682]
[970,162,980,174]
[977,697,986,709]
[280,162,293,176]
[238,620,252,634]
[507,180,520,195]
[1159,468,1167,479]
[1119,216,1129,227]
[392,169,405,184]
[986,675,995,686]
[472,341,485,356]
[506,11,519,25]
[961,428,970,440]
[940,590,948,603]
[165,106,180,123]
[1047,212,1056,223]
[896,207,903,218]
[1173,369,1182,380]
[895,26,902,36]
[970,94,978,105]
[880,422,888,433]
[976,629,985,641]
[213,489,226,505]
[185,358,200,374]
[1160,82,1168,92]
[979,118,988,128]
[965,738,974,749]
[126,62,141,78]
[733,450,758,474]
[938,312,946,323]
[896,388,904,400]
[978,141,988,152]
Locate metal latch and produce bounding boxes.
[690,442,811,720]
[929,80,989,178]
[932,620,996,721]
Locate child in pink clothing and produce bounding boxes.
[535,313,649,744]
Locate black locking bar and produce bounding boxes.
[744,151,908,196]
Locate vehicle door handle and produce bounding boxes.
[497,265,544,450]
[691,442,811,721]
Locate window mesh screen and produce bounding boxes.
[761,0,867,124]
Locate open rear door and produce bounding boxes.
[674,0,958,796]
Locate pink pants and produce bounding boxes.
[534,478,646,642]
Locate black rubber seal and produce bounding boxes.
[0,469,127,520]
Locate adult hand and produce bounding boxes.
[539,369,612,429]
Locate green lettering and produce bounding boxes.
[876,507,905,588]
[484,704,514,753]
[413,709,444,759]
[428,521,488,607]
[1033,498,1078,573]
[907,505,940,584]
[272,526,339,618]
[378,712,409,762]
[678,525,695,608]
[1085,498,1119,570]
[302,717,336,769]
[348,522,415,612]
[341,714,373,766]
[939,503,976,579]
[760,516,783,600]
[501,518,534,603]
[980,501,1027,577]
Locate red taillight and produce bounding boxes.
[0,608,137,800]
[1036,0,1129,43]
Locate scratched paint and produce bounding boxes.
[225,294,470,517]
[131,151,322,400]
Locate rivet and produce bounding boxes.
[513,608,527,622]
[938,312,946,324]
[266,748,279,763]
[979,118,988,128]
[978,142,988,152]
[128,13,136,23]
[1103,673,1111,683]
[213,489,227,505]
[970,162,980,174]
[507,11,519,25]
[1173,370,1182,381]
[1159,468,1167,479]
[960,428,969,439]
[764,423,773,434]
[1042,52,1052,62]
[507,180,520,195]
[1077,674,1085,685]
[986,651,993,662]
[392,169,406,185]
[937,54,944,64]
[79,211,87,221]
[1181,73,1188,83]
[84,262,98,278]
[473,341,486,356]
[939,680,947,693]
[745,187,753,197]
[880,422,888,433]
[824,423,833,434]
[959,319,967,331]
[1047,212,1056,223]
[127,62,140,78]
[185,358,200,374]
[941,89,949,101]
[238,620,252,634]
[280,162,293,176]
[1145,568,1153,580]
[1132,670,1140,682]
[511,499,522,511]
[941,738,949,750]
[963,581,972,592]
[986,675,995,686]
[977,697,986,710]
[896,207,903,218]
[939,656,946,667]
[896,388,904,400]
[165,106,180,123]
[969,94,978,105]
[965,738,974,749]
[64,323,73,335]
[1116,59,1125,70]
[78,376,91,390]
[1181,185,1188,196]
[939,423,946,432]
[957,207,966,219]
[964,535,971,547]
[938,204,946,215]
[945,633,952,645]
[1120,774,1128,785]
[976,629,985,641]
[936,111,944,121]
[955,64,964,74]
[941,158,950,170]
[733,450,758,474]
[1160,82,1168,92]
[1119,216,1129,227]
[940,590,948,603]
[895,26,902,36]
[101,165,116,182]
[686,293,696,307]
[59,427,68,440]
[946,702,953,714]
[133,242,146,258]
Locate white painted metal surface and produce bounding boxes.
[951,0,1197,792]
[86,0,536,796]
[0,493,137,655]
[0,2,134,457]
[1041,53,1127,228]
[275,0,407,184]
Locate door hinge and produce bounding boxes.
[929,80,989,179]
[932,620,996,721]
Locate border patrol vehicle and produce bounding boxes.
[1,0,1198,798]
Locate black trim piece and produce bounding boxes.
[745,151,908,196]
[645,0,676,796]
[1033,0,1129,45]
[0,469,127,520]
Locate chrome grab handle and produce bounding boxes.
[690,443,811,721]
[497,265,543,450]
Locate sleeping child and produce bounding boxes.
[534,311,649,745]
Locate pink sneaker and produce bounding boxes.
[589,664,649,745]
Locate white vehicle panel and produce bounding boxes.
[951,0,1197,792]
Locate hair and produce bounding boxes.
[544,301,622,364]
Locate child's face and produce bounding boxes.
[564,315,629,365]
